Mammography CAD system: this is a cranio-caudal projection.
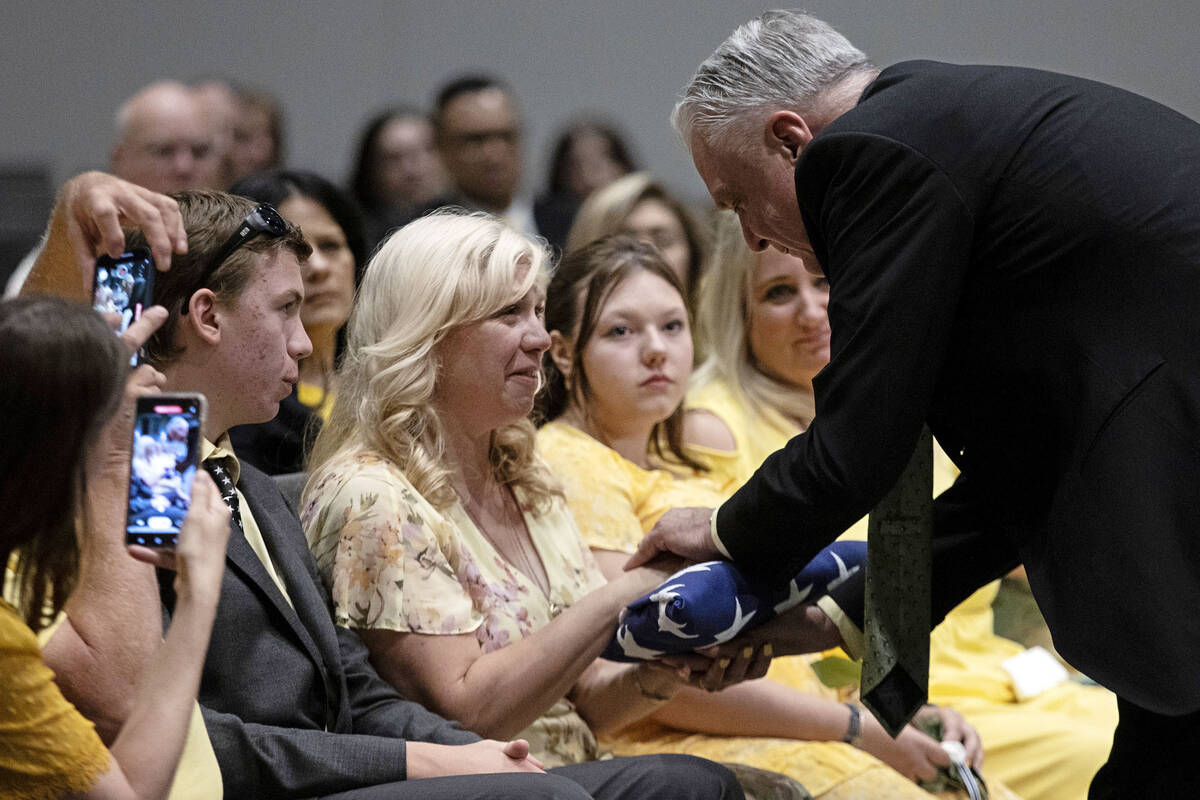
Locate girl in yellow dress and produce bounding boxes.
[535,234,1017,800]
[683,212,1119,800]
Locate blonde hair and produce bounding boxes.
[692,211,816,426]
[565,172,710,311]
[305,210,559,511]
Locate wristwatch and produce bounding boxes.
[842,703,863,747]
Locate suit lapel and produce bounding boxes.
[229,473,334,690]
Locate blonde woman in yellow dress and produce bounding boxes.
[534,234,1018,800]
[684,211,1119,800]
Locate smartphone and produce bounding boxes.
[92,248,155,366]
[126,394,206,548]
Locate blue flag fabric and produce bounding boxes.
[602,541,868,662]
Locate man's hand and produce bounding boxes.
[405,739,546,779]
[625,507,719,569]
[62,171,187,281]
[24,171,188,301]
[661,640,776,693]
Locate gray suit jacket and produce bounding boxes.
[162,461,477,798]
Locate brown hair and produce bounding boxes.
[539,234,706,473]
[0,297,126,629]
[127,190,310,368]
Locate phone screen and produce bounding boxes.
[126,395,204,548]
[93,249,154,365]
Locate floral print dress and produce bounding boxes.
[301,451,607,767]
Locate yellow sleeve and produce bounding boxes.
[0,603,111,800]
[536,423,645,554]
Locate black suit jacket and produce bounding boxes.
[164,462,476,798]
[717,61,1200,715]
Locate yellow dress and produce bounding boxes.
[536,420,1017,800]
[3,564,223,800]
[687,378,1118,800]
[296,380,334,422]
[0,598,111,800]
[302,451,608,767]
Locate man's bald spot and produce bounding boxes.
[113,80,197,144]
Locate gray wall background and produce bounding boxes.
[3,0,1199,205]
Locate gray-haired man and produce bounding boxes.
[633,11,1200,798]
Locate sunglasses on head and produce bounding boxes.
[181,203,288,315]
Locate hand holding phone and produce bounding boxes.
[126,394,206,548]
[61,171,187,283]
[93,247,155,365]
[129,470,231,592]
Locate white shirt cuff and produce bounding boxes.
[709,505,731,558]
[817,594,865,659]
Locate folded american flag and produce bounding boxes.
[602,541,868,662]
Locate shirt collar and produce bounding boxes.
[202,433,241,485]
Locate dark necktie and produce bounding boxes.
[204,458,243,531]
[861,425,933,736]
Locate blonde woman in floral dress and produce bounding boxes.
[299,211,747,800]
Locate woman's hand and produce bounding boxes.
[129,472,230,606]
[617,552,687,598]
[913,703,983,767]
[857,708,953,783]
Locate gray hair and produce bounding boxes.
[671,10,871,149]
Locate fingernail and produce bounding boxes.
[763,643,774,657]
[718,658,731,668]
[742,646,753,659]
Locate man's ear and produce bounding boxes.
[183,289,222,346]
[548,330,573,381]
[764,110,813,163]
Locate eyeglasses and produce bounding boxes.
[181,203,289,315]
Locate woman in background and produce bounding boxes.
[565,172,709,315]
[533,119,636,251]
[535,235,1009,800]
[228,169,365,474]
[349,107,448,249]
[686,212,1119,800]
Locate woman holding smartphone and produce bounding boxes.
[1,174,231,799]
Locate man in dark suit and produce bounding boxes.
[632,10,1200,798]
[117,189,742,799]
